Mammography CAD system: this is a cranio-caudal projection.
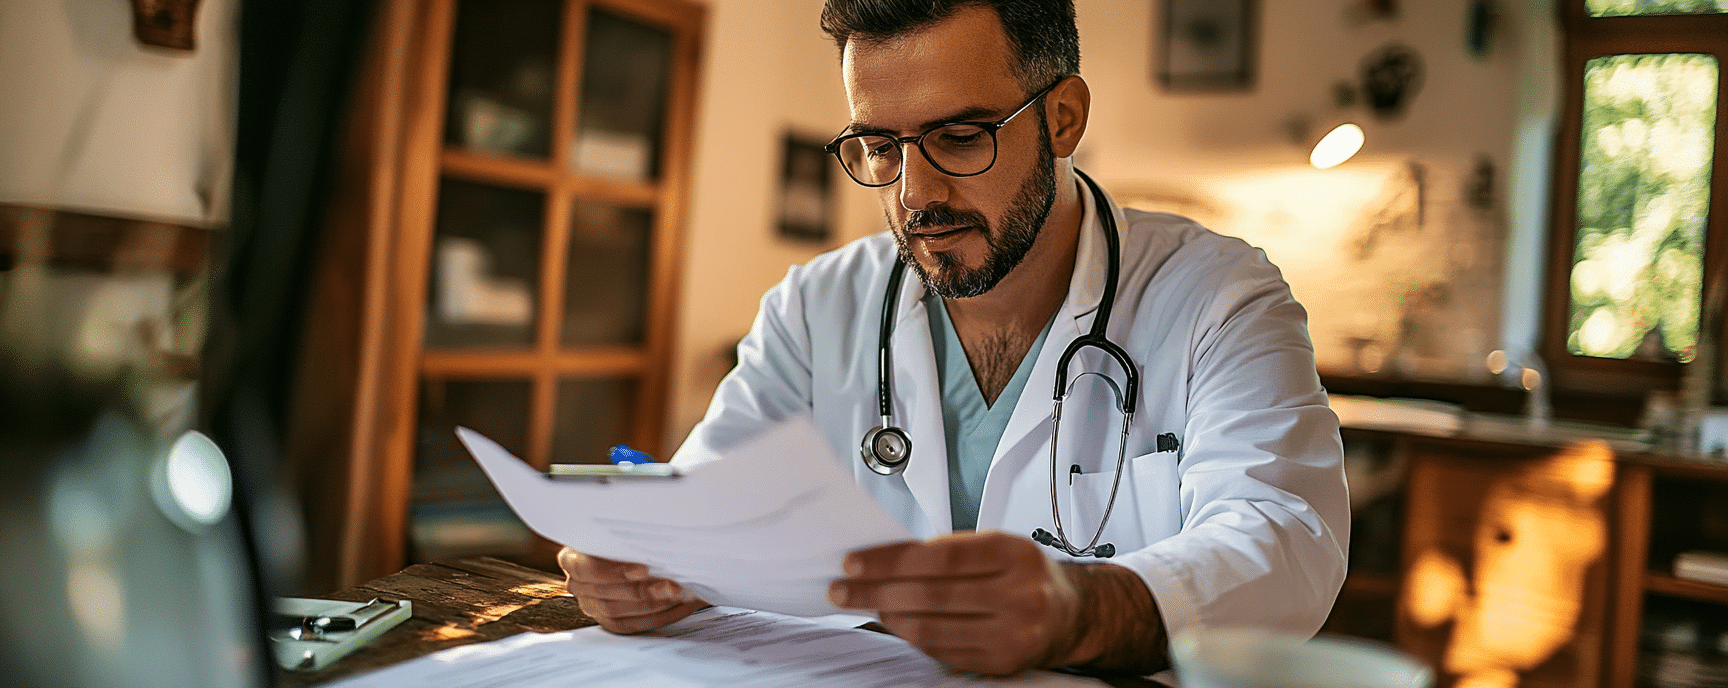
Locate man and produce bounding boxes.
[561,0,1348,678]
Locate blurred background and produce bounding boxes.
[1,1,1724,686]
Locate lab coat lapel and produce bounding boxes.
[890,276,954,534]
[984,178,1115,501]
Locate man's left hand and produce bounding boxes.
[827,531,1086,676]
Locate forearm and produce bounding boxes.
[1049,561,1169,675]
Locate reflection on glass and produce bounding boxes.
[1586,0,1728,16]
[410,378,534,562]
[426,178,544,348]
[571,8,673,180]
[550,378,639,465]
[1569,54,1717,360]
[562,202,653,346]
[444,0,559,157]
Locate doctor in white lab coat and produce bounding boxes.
[560,0,1346,678]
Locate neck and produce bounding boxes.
[943,166,1086,405]
[943,165,1084,336]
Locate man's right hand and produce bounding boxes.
[557,547,707,633]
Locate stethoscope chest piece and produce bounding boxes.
[860,425,912,475]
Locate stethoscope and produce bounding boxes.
[859,170,1139,558]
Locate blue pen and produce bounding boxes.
[608,445,655,465]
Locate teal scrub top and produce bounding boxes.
[924,293,1055,532]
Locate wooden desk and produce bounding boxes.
[277,556,1161,687]
[278,557,594,686]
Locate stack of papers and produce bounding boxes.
[457,415,914,617]
[326,606,1104,687]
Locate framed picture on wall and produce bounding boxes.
[1158,0,1257,92]
[777,133,834,244]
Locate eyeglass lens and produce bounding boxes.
[834,124,996,186]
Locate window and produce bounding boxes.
[1544,4,1728,395]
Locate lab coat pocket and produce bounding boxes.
[1063,451,1181,552]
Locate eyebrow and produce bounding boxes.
[845,104,1006,137]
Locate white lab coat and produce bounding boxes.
[673,178,1349,641]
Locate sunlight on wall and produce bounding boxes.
[1114,159,1506,381]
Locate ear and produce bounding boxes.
[1044,75,1090,159]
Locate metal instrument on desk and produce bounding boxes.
[269,597,413,671]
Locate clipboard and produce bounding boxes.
[546,463,682,483]
[269,597,412,671]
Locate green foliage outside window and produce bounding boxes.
[1586,0,1728,16]
[1569,54,1717,360]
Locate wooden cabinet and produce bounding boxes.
[1607,459,1728,688]
[1331,428,1728,688]
[1396,437,1614,688]
[291,0,704,591]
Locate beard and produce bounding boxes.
[891,127,1058,299]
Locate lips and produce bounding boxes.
[908,225,977,240]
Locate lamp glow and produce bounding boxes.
[1309,123,1365,169]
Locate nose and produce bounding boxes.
[897,144,951,212]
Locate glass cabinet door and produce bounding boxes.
[551,377,639,464]
[411,378,535,562]
[424,178,545,348]
[562,201,653,346]
[444,0,560,158]
[570,7,674,181]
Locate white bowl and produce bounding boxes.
[1171,628,1433,688]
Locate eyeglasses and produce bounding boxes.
[824,79,1061,188]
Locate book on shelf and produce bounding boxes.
[1673,550,1728,587]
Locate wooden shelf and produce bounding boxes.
[420,348,647,376]
[1342,572,1399,597]
[1646,572,1728,606]
[0,202,211,274]
[441,147,659,207]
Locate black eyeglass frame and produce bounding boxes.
[823,78,1065,188]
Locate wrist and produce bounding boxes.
[1047,561,1168,674]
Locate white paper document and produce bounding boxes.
[327,606,1105,688]
[456,415,915,617]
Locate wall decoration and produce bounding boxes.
[131,0,203,51]
[777,134,834,244]
[1466,0,1498,59]
[1361,43,1424,120]
[1158,0,1257,92]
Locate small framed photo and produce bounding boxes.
[1158,0,1257,92]
[777,134,834,244]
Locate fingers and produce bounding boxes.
[556,547,704,634]
[829,575,1052,616]
[880,613,1054,676]
[842,532,1038,580]
[828,534,1082,676]
[585,597,708,635]
[558,547,651,585]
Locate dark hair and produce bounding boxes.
[819,0,1079,94]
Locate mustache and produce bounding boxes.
[902,206,988,233]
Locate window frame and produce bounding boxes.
[1543,4,1728,397]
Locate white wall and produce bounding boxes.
[1077,0,1558,382]
[0,0,237,225]
[668,0,1560,447]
